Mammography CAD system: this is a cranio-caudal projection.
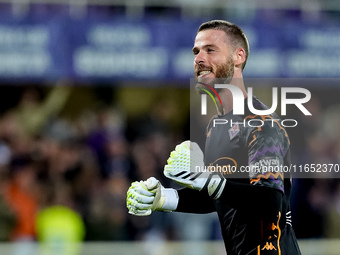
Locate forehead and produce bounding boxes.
[194,29,229,48]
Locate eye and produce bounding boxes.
[193,50,199,55]
[207,48,214,53]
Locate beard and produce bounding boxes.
[195,57,234,94]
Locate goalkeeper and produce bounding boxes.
[127,20,301,255]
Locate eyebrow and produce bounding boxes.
[192,44,218,52]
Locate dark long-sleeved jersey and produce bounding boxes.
[176,96,301,255]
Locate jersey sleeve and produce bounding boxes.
[176,188,216,214]
[245,115,290,193]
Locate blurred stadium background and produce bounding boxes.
[0,0,340,254]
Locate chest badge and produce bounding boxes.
[228,123,240,140]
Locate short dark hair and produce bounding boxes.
[197,20,249,70]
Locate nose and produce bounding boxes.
[194,51,206,65]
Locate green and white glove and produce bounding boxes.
[126,177,179,216]
[164,141,226,199]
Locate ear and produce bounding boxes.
[233,47,246,68]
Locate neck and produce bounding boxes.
[216,76,247,115]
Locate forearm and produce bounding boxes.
[176,188,216,214]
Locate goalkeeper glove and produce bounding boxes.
[126,177,178,216]
[164,141,226,199]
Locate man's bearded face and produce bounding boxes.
[195,56,234,94]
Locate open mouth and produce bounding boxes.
[197,70,212,77]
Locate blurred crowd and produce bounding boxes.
[0,83,339,250]
[0,83,194,246]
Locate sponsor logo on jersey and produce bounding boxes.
[252,156,280,168]
[250,156,280,174]
[209,157,237,175]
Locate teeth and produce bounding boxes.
[199,71,211,76]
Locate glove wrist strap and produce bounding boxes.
[161,188,179,211]
[201,172,227,200]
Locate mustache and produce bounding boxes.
[195,63,212,74]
